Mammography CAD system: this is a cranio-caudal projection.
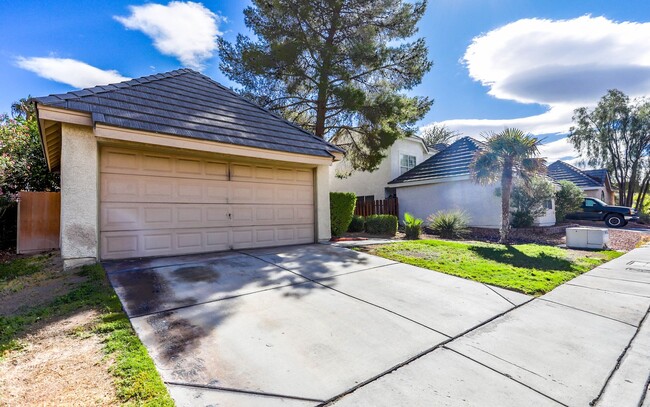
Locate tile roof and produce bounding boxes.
[547,161,603,188]
[389,136,484,185]
[583,169,609,186]
[33,68,343,158]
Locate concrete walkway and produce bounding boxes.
[331,244,650,407]
[104,244,650,406]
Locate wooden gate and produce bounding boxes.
[354,197,399,217]
[17,192,60,254]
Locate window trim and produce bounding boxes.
[399,153,417,174]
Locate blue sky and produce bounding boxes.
[2,0,650,162]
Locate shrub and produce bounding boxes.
[330,192,356,237]
[404,212,423,239]
[347,215,365,232]
[510,210,535,228]
[365,215,398,235]
[427,210,469,239]
[639,212,650,225]
[509,176,555,226]
[555,180,584,221]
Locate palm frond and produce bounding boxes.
[470,150,501,185]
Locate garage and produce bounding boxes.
[33,68,342,267]
[99,146,315,259]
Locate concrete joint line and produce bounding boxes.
[164,381,325,403]
[539,298,638,328]
[482,283,517,306]
[587,274,650,286]
[444,347,568,407]
[565,282,650,299]
[240,251,451,338]
[318,297,536,406]
[590,305,650,406]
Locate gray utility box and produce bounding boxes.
[566,227,610,249]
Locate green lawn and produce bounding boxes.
[0,259,173,406]
[368,240,621,295]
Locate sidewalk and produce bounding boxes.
[331,245,650,406]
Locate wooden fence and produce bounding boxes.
[354,197,399,217]
[17,191,60,254]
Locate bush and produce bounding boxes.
[639,212,650,225]
[509,176,555,225]
[427,210,470,239]
[330,192,356,237]
[347,215,365,232]
[510,210,535,228]
[365,215,398,235]
[555,180,584,221]
[404,212,423,239]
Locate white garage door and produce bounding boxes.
[99,146,315,259]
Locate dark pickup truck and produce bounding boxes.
[565,198,639,228]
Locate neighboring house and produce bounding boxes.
[547,161,615,204]
[32,69,343,268]
[388,137,556,227]
[329,135,433,203]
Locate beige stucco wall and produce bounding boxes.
[60,123,99,269]
[329,137,430,199]
[584,187,615,204]
[315,164,332,241]
[396,178,556,228]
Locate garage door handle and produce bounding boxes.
[228,213,232,219]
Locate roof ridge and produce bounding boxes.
[47,68,193,99]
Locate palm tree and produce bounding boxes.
[470,128,547,244]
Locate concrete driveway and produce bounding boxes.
[105,244,650,406]
[105,244,529,405]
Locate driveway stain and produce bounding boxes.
[111,269,172,316]
[174,266,221,283]
[146,311,208,382]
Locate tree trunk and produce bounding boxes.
[313,4,341,139]
[499,160,513,244]
[637,174,649,211]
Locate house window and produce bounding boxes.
[543,199,553,210]
[400,154,416,174]
[356,195,375,205]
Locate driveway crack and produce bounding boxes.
[165,381,325,403]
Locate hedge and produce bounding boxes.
[365,215,398,235]
[330,192,357,236]
[347,215,365,233]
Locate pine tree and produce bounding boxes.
[218,0,432,171]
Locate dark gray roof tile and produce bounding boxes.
[547,161,602,187]
[389,137,483,185]
[33,69,341,158]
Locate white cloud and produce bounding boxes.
[115,1,222,70]
[424,16,650,161]
[16,57,130,88]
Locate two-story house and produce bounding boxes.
[329,135,434,204]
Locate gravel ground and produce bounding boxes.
[346,224,646,252]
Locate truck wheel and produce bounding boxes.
[605,214,624,228]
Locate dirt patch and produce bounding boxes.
[0,309,118,406]
[0,254,83,316]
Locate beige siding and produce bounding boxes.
[100,147,315,259]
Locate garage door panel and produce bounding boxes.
[231,163,313,185]
[102,228,233,259]
[102,203,233,231]
[102,147,229,181]
[100,147,315,259]
[230,225,314,250]
[102,174,230,204]
[229,182,313,205]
